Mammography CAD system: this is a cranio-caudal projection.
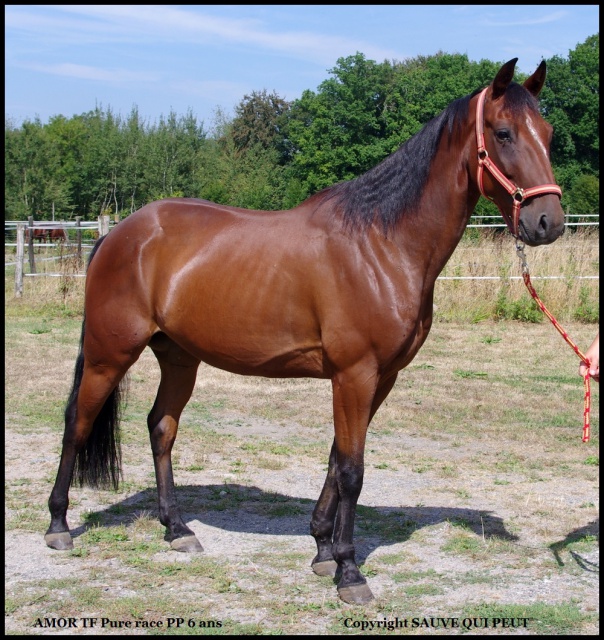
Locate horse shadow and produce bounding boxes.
[67,482,523,565]
[549,520,599,572]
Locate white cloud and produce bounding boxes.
[482,10,568,28]
[6,5,403,65]
[22,62,159,84]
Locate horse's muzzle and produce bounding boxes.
[519,210,565,246]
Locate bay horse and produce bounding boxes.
[25,227,50,251]
[25,227,67,244]
[45,59,565,604]
[25,228,49,242]
[49,227,68,243]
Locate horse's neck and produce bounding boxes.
[394,136,479,279]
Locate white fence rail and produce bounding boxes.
[466,213,599,228]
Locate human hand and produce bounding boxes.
[579,333,599,383]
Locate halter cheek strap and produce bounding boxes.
[475,87,562,238]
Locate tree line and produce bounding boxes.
[4,34,598,223]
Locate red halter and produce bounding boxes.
[475,87,562,238]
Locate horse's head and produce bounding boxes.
[474,58,565,246]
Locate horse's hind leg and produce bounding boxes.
[46,359,131,550]
[310,439,339,577]
[148,334,202,552]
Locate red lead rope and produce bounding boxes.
[515,241,592,442]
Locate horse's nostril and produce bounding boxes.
[539,214,548,232]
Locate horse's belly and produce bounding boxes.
[172,330,326,378]
[157,295,326,378]
[198,342,327,378]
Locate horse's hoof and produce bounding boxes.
[338,582,374,604]
[44,532,74,550]
[311,559,338,577]
[170,535,203,553]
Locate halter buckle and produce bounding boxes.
[512,187,524,203]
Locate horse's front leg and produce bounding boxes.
[329,366,380,604]
[311,371,398,600]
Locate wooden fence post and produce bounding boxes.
[75,217,82,263]
[15,223,25,297]
[98,215,109,237]
[27,216,36,274]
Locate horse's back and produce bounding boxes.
[94,198,324,279]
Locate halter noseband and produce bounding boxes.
[475,87,562,238]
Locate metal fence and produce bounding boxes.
[6,216,113,296]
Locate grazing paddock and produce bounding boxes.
[5,309,598,635]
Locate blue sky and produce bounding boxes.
[5,5,599,129]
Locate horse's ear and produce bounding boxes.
[492,58,518,99]
[523,60,547,97]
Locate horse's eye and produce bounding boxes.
[496,130,511,142]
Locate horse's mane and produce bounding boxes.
[313,82,539,234]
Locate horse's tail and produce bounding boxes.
[68,234,125,490]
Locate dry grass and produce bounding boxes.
[436,228,599,323]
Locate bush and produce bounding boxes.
[494,287,544,323]
[573,285,599,323]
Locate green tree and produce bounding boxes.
[43,114,86,219]
[287,53,397,193]
[541,34,599,178]
[4,118,29,219]
[198,111,287,210]
[5,37,598,222]
[61,106,124,218]
[286,51,504,203]
[119,106,147,216]
[231,89,291,162]
[4,117,72,220]
[539,34,599,217]
[143,109,206,202]
[568,173,599,218]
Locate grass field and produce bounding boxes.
[5,292,599,635]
